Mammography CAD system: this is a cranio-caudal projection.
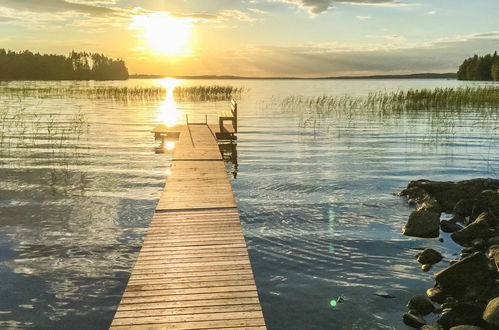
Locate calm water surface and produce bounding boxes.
[0,79,498,329]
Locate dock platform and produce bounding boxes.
[110,124,266,329]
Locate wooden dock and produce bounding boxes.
[110,124,266,329]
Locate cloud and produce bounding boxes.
[176,30,499,77]
[248,8,269,14]
[426,10,436,15]
[355,15,371,20]
[170,12,220,22]
[220,9,257,22]
[0,0,116,16]
[278,0,416,14]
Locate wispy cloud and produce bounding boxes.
[0,0,117,16]
[426,10,436,15]
[277,0,417,14]
[356,15,371,20]
[248,8,269,14]
[220,9,257,22]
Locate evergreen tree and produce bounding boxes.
[0,49,129,80]
[457,51,499,81]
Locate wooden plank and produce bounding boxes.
[111,123,265,329]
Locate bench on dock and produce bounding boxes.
[219,99,237,133]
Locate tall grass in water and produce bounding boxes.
[274,86,499,146]
[0,103,90,194]
[1,85,245,102]
[280,86,499,115]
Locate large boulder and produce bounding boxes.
[417,248,443,265]
[403,209,441,238]
[483,297,499,327]
[434,252,490,290]
[451,215,490,246]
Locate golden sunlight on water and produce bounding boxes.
[156,78,181,127]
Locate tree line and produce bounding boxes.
[457,51,499,81]
[0,49,129,80]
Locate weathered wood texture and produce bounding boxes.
[110,124,265,329]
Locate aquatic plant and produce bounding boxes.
[0,85,245,102]
[280,86,499,115]
[0,102,90,194]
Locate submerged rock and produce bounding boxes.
[417,248,443,265]
[407,295,435,315]
[434,252,490,290]
[483,297,499,327]
[403,312,426,328]
[403,209,441,238]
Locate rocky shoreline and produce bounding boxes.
[398,178,499,330]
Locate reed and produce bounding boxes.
[1,85,245,102]
[279,86,499,115]
[0,103,90,193]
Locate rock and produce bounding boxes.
[403,209,441,238]
[462,247,477,254]
[488,245,499,259]
[403,312,426,328]
[487,237,499,246]
[427,285,447,304]
[483,297,499,327]
[417,248,443,265]
[434,252,490,290]
[438,303,485,329]
[421,326,440,330]
[407,295,435,315]
[462,284,487,301]
[441,220,465,233]
[422,264,432,272]
[403,179,499,213]
[475,212,499,228]
[472,238,487,250]
[476,190,499,219]
[453,199,476,218]
[449,326,484,330]
[451,216,490,246]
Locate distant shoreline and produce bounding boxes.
[130,73,458,80]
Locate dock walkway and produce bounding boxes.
[110,124,266,329]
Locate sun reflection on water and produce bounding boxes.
[156,78,181,127]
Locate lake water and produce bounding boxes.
[0,79,498,329]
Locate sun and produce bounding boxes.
[132,13,191,56]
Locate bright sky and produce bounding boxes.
[0,0,498,77]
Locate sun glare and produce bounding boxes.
[132,13,191,56]
[157,78,181,127]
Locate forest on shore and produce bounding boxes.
[0,49,129,80]
[457,51,499,81]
